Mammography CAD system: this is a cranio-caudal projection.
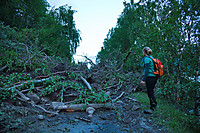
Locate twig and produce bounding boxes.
[24,47,47,65]
[106,83,120,89]
[20,89,30,93]
[18,43,30,55]
[115,82,123,92]
[43,52,55,64]
[0,61,14,72]
[34,105,59,115]
[0,64,9,72]
[126,97,138,102]
[117,48,134,71]
[64,93,79,97]
[75,116,91,122]
[113,92,125,102]
[80,55,95,66]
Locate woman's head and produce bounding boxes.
[143,47,152,55]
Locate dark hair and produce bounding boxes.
[143,47,152,55]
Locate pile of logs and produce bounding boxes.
[0,55,141,119]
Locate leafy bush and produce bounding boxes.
[0,73,32,101]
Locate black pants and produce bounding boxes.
[146,76,158,110]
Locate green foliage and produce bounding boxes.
[0,0,48,28]
[75,88,112,105]
[39,75,81,97]
[0,73,32,101]
[0,1,81,63]
[36,5,81,60]
[97,0,200,110]
[133,92,200,132]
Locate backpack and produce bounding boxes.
[149,57,163,78]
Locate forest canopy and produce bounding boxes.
[0,0,81,62]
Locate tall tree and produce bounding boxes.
[97,0,200,108]
[0,0,48,28]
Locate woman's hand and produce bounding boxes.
[140,81,145,85]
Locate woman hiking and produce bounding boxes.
[140,47,158,114]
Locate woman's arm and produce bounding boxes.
[142,62,150,81]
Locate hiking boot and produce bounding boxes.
[144,109,153,114]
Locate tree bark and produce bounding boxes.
[80,76,92,90]
[56,103,114,110]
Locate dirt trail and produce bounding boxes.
[0,96,168,133]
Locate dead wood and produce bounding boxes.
[16,89,58,115]
[24,47,48,65]
[43,52,55,64]
[80,76,92,90]
[117,48,134,71]
[18,43,30,56]
[55,103,114,110]
[34,105,59,115]
[80,55,95,66]
[1,76,61,91]
[15,89,30,101]
[16,92,59,115]
[20,89,30,93]
[63,100,77,104]
[64,93,79,97]
[35,71,67,79]
[106,84,120,89]
[0,61,14,72]
[115,82,123,92]
[113,92,125,102]
[126,97,138,102]
[0,64,9,72]
[75,116,92,122]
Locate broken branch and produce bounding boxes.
[113,92,125,102]
[75,116,91,122]
[1,76,61,91]
[15,89,30,101]
[117,48,134,71]
[81,55,95,66]
[34,105,59,115]
[80,76,92,90]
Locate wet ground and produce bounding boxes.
[0,99,168,133]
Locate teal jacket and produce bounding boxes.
[141,56,155,81]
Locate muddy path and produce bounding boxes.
[0,95,168,133]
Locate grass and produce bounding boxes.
[132,92,200,133]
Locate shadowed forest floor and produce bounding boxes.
[0,97,168,133]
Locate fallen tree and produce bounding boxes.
[52,102,114,110]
